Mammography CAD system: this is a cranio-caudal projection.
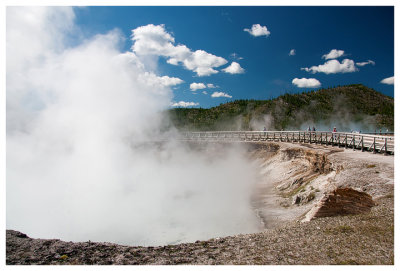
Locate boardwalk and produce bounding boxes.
[180,131,395,155]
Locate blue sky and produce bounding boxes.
[73,6,394,108]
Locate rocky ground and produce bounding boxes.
[6,141,394,265]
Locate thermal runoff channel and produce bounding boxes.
[6,7,261,246]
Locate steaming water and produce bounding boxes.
[7,138,263,246]
[6,7,262,246]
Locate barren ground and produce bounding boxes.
[6,141,394,265]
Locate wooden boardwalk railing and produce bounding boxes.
[179,131,395,155]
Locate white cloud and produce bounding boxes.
[166,58,179,65]
[171,101,199,107]
[158,75,184,87]
[301,59,357,74]
[202,91,208,95]
[230,52,244,60]
[190,82,218,92]
[244,24,270,37]
[292,78,321,88]
[289,49,296,56]
[190,82,206,91]
[183,50,227,76]
[356,60,375,67]
[131,24,177,56]
[131,24,227,76]
[222,62,245,74]
[139,72,184,87]
[211,91,232,98]
[380,76,394,85]
[322,49,345,60]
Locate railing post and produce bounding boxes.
[352,135,355,150]
[325,132,328,146]
[385,137,388,154]
[373,137,376,153]
[345,134,347,148]
[361,136,364,151]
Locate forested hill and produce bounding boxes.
[168,84,394,132]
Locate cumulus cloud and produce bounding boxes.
[190,82,206,91]
[292,78,321,88]
[166,58,179,65]
[158,75,184,86]
[190,82,218,92]
[356,60,375,67]
[301,59,358,74]
[140,72,184,87]
[222,62,245,74]
[211,91,232,98]
[322,49,345,60]
[131,24,227,76]
[202,91,208,95]
[131,24,176,55]
[380,76,394,85]
[183,50,228,76]
[244,24,270,37]
[289,49,296,56]
[171,101,200,107]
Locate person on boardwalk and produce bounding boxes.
[333,126,337,141]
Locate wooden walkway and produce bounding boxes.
[179,131,394,155]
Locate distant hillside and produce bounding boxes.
[168,84,394,132]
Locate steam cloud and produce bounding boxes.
[6,7,261,246]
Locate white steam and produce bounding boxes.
[6,7,261,246]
